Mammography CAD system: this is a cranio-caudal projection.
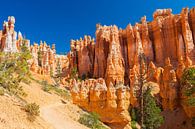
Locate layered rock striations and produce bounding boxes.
[69,8,195,128]
[71,78,131,128]
[69,8,195,85]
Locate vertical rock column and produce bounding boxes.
[151,18,165,65]
[189,8,195,45]
[162,14,178,63]
[141,16,154,62]
[105,25,125,86]
[126,24,136,68]
[77,36,92,77]
[181,8,195,62]
[94,24,110,78]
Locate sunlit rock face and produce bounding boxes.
[30,42,69,76]
[70,35,95,77]
[69,8,195,85]
[0,16,30,53]
[70,78,131,129]
[68,8,195,128]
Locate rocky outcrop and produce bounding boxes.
[181,8,195,61]
[71,78,131,129]
[68,9,195,128]
[161,58,179,110]
[93,25,112,78]
[141,16,154,62]
[70,36,95,77]
[0,16,69,77]
[30,42,68,76]
[0,16,30,52]
[69,8,195,84]
[70,57,194,128]
[105,25,125,86]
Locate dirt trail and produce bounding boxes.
[40,102,89,129]
[21,80,89,129]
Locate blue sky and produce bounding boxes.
[0,0,194,53]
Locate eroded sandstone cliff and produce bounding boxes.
[68,8,195,129]
[69,8,195,85]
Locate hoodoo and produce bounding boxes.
[68,8,195,129]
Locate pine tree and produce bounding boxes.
[143,88,164,129]
[133,53,164,129]
[0,40,32,96]
[138,53,147,128]
[181,67,195,106]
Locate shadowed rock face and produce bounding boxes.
[68,8,195,129]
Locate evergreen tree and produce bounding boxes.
[181,67,195,106]
[133,53,163,129]
[143,88,164,129]
[0,40,32,96]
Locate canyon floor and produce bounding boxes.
[0,77,89,129]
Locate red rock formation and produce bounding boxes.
[0,16,30,52]
[181,8,195,61]
[105,25,125,86]
[30,41,68,76]
[161,58,179,110]
[70,35,95,77]
[69,8,195,85]
[126,24,136,68]
[141,16,154,61]
[68,8,195,127]
[94,25,111,78]
[70,78,131,129]
[189,8,195,45]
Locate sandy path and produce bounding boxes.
[40,102,89,129]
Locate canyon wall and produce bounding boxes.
[69,8,195,128]
[70,56,195,128]
[70,8,195,86]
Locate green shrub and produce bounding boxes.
[129,108,139,129]
[181,67,195,106]
[54,88,70,100]
[79,112,107,129]
[181,67,195,86]
[71,67,78,79]
[130,108,139,121]
[0,87,4,96]
[41,80,52,92]
[40,80,71,99]
[0,42,31,96]
[143,89,164,129]
[25,103,40,122]
[131,121,138,129]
